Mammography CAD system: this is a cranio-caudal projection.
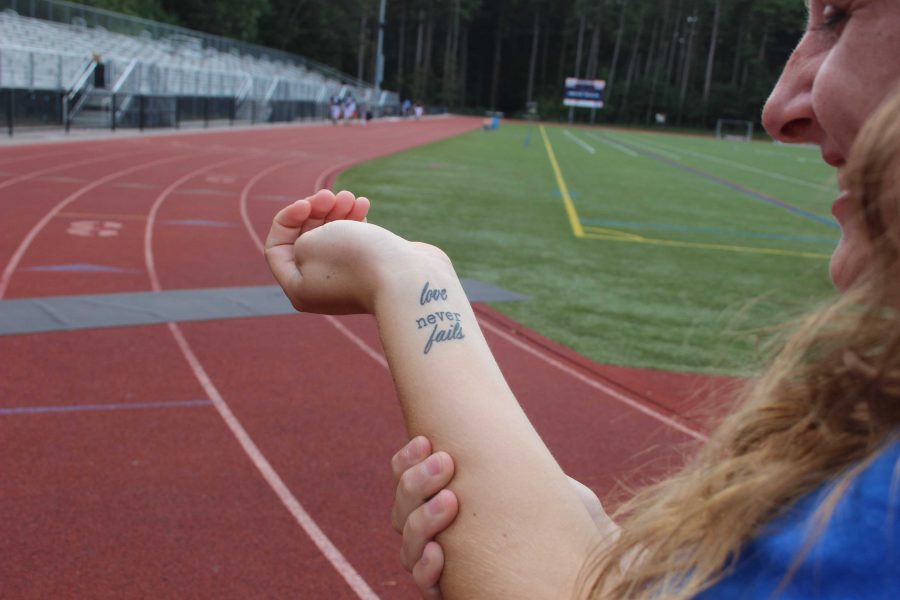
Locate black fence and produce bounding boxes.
[2,89,360,136]
[3,88,65,135]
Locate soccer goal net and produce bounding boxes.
[715,119,754,142]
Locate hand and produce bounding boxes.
[265,189,425,314]
[391,436,459,600]
[391,437,616,599]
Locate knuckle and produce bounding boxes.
[390,452,403,479]
[398,468,421,500]
[403,509,428,547]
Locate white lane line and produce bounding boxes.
[563,130,597,155]
[624,136,834,193]
[0,148,150,192]
[583,132,642,158]
[324,316,389,368]
[237,160,392,374]
[239,159,304,251]
[239,161,391,372]
[477,318,708,442]
[166,321,379,600]
[0,153,189,299]
[206,156,381,599]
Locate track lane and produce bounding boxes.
[140,122,484,598]
[1,134,398,598]
[0,153,195,299]
[0,117,731,599]
[140,148,380,597]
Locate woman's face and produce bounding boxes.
[762,0,900,290]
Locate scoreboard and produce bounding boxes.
[563,78,606,109]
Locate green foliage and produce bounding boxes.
[78,0,174,23]
[85,0,809,130]
[160,0,270,41]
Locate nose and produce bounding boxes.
[762,35,822,144]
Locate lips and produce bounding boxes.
[832,191,852,224]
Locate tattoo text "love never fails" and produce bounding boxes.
[415,281,465,354]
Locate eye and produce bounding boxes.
[820,4,848,29]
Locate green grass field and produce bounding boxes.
[336,122,841,375]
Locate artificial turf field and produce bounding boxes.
[337,121,841,376]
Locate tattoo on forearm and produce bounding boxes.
[416,281,465,354]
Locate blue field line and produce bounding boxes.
[606,136,839,230]
[524,127,533,147]
[21,263,141,273]
[0,399,213,415]
[579,218,839,244]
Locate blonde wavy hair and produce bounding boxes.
[582,87,900,599]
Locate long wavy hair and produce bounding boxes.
[581,87,900,599]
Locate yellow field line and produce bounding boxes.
[540,125,829,261]
[583,230,831,260]
[539,125,584,237]
[582,226,646,242]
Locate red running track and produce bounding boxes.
[0,118,737,599]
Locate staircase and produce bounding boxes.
[68,89,115,129]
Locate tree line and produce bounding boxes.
[81,0,806,130]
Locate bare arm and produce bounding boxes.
[266,191,602,598]
[374,265,601,598]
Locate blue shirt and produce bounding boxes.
[697,440,900,599]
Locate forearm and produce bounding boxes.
[374,260,599,599]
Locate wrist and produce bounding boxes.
[372,248,461,317]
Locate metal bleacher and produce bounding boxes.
[0,0,399,130]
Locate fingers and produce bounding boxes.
[346,196,370,222]
[412,541,445,599]
[392,450,455,533]
[325,190,356,222]
[391,436,432,482]
[264,188,371,310]
[265,198,312,249]
[400,489,459,572]
[264,199,312,300]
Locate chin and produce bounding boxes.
[830,237,868,292]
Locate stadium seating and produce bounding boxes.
[0,7,397,127]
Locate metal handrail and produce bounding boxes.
[262,77,281,104]
[110,57,137,94]
[65,58,95,100]
[235,74,253,103]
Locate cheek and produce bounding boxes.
[812,55,868,154]
[814,19,900,153]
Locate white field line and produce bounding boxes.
[622,135,835,193]
[239,153,708,592]
[246,158,707,451]
[583,132,639,158]
[563,129,596,154]
[148,156,380,600]
[591,132,677,160]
